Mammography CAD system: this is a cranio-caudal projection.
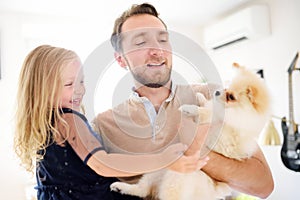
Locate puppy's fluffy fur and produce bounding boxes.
[110,63,271,200]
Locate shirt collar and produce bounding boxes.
[130,82,177,103]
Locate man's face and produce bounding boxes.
[119,14,173,88]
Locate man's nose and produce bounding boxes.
[148,40,164,56]
[149,46,163,56]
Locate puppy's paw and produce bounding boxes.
[110,182,147,197]
[110,182,129,194]
[198,107,212,124]
[196,92,208,106]
[179,105,212,124]
[179,104,199,117]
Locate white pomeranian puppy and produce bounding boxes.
[110,63,271,200]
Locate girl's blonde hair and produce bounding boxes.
[14,45,79,173]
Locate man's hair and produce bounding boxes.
[110,3,167,52]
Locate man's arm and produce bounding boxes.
[179,108,274,198]
[202,146,274,199]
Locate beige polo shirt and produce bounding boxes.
[93,84,217,154]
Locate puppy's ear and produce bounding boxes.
[232,62,246,71]
[232,62,245,77]
[232,62,241,68]
[114,52,127,68]
[246,86,257,103]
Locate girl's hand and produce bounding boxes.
[159,143,187,164]
[167,150,209,173]
[178,117,211,156]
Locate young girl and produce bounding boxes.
[14,45,206,200]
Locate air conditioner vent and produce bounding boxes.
[203,5,271,50]
[212,36,248,50]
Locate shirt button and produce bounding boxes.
[65,162,68,166]
[69,189,72,193]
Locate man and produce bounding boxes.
[93,3,274,199]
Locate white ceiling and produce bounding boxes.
[0,0,253,26]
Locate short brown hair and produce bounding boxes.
[110,3,167,52]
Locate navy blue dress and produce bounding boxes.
[35,108,142,200]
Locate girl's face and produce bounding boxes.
[60,59,85,112]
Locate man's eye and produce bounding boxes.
[64,83,73,86]
[135,41,145,46]
[159,34,169,43]
[159,38,168,43]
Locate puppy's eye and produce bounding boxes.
[226,93,236,101]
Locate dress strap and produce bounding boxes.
[60,108,87,122]
[83,147,106,165]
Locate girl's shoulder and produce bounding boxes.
[57,108,89,138]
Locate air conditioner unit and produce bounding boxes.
[203,4,271,50]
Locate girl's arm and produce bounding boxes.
[59,113,202,177]
[88,146,206,177]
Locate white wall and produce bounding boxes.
[1,0,300,199]
[0,12,30,200]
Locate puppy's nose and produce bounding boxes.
[215,91,221,96]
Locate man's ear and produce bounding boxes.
[114,52,127,68]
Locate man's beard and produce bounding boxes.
[131,68,171,88]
